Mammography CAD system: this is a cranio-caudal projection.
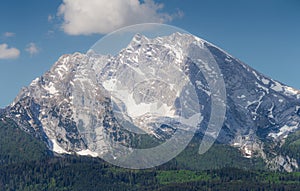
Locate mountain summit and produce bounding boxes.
[3,33,300,171]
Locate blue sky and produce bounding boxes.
[0,0,299,107]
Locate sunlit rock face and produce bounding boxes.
[5,32,300,171]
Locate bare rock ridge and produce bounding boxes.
[3,32,300,171]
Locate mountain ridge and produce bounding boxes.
[2,32,300,171]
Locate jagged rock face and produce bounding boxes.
[5,32,300,171]
[207,45,300,139]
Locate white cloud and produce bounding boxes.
[57,0,175,35]
[3,32,15,38]
[0,44,20,59]
[48,14,54,22]
[25,43,39,56]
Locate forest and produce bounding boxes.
[1,117,300,190]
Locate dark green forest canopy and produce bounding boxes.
[1,117,300,190]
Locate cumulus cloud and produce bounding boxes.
[0,44,20,59]
[3,32,15,38]
[25,43,39,56]
[57,0,176,35]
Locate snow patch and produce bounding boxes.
[193,36,205,48]
[30,77,40,86]
[246,92,265,120]
[44,82,59,95]
[57,63,69,72]
[271,81,284,92]
[125,63,145,76]
[102,79,117,91]
[246,100,256,107]
[255,82,269,94]
[261,78,270,85]
[252,70,260,80]
[225,57,232,63]
[267,103,275,124]
[285,86,299,95]
[195,80,211,96]
[77,149,98,157]
[131,56,138,63]
[51,139,70,154]
[269,123,300,139]
[113,90,175,118]
[243,146,252,158]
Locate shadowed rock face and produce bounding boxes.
[4,32,300,171]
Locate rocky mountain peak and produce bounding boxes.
[4,32,300,171]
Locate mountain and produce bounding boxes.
[2,32,300,171]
